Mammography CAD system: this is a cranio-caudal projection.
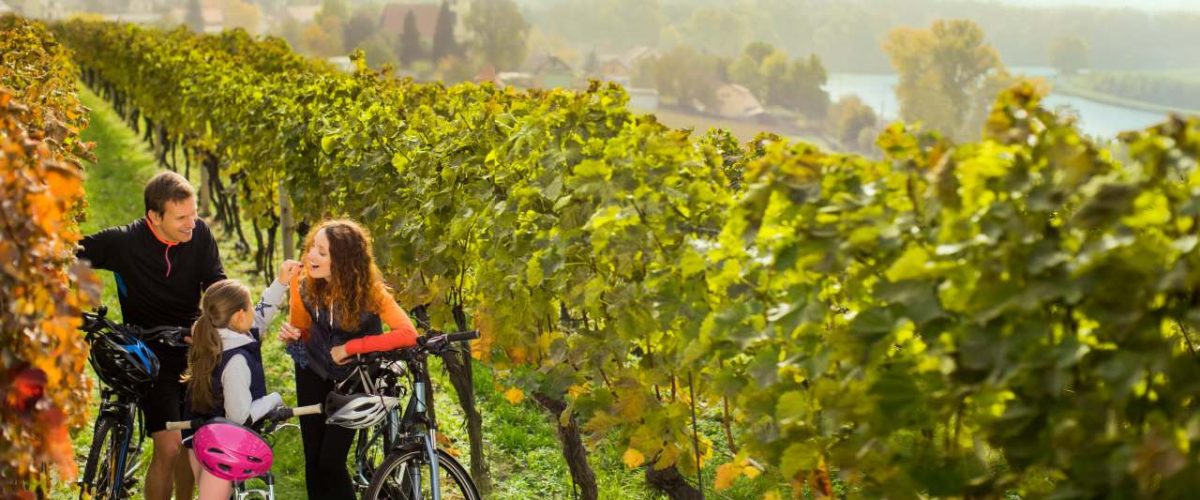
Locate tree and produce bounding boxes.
[828,94,878,152]
[307,0,347,56]
[790,54,829,119]
[682,7,749,57]
[761,51,791,108]
[302,22,340,58]
[644,46,719,111]
[1049,35,1089,76]
[280,15,303,50]
[343,7,379,51]
[432,0,459,62]
[582,49,599,77]
[315,0,348,26]
[729,43,829,119]
[884,19,1004,140]
[532,0,661,52]
[398,10,424,66]
[186,0,204,33]
[222,0,261,34]
[729,42,774,96]
[360,34,398,69]
[464,0,530,71]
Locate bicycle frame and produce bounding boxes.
[80,307,178,499]
[90,388,143,497]
[338,358,407,489]
[338,327,479,500]
[387,349,446,500]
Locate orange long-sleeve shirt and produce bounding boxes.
[288,276,418,355]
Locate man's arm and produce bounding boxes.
[77,226,123,271]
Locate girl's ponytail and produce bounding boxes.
[182,280,251,414]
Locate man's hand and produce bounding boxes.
[276,259,302,285]
[278,322,303,343]
[331,345,350,365]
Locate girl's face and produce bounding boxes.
[230,305,254,333]
[307,229,332,280]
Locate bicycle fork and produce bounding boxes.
[413,379,441,500]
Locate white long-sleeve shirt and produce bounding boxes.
[217,280,286,424]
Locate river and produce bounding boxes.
[826,68,1169,139]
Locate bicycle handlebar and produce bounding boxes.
[165,404,322,431]
[444,330,480,343]
[346,330,480,367]
[82,307,190,348]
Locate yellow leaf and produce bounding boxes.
[714,461,742,490]
[762,491,783,500]
[622,447,646,469]
[503,387,525,404]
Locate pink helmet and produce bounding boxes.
[192,421,273,481]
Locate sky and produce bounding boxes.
[969,0,1200,11]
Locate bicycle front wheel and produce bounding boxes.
[363,448,480,500]
[78,414,130,500]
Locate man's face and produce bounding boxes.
[148,197,198,243]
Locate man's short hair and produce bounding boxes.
[144,171,195,216]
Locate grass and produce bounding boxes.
[62,81,793,499]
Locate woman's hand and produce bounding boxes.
[276,259,302,285]
[331,345,350,365]
[278,322,303,343]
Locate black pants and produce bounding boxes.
[295,366,356,500]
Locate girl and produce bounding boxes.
[183,260,298,499]
[278,219,419,500]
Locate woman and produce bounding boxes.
[278,219,419,499]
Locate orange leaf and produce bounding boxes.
[622,448,646,469]
[503,387,525,404]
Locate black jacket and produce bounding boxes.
[78,218,226,330]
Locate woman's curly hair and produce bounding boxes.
[300,219,387,331]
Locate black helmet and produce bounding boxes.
[89,328,160,396]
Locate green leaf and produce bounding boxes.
[779,442,819,479]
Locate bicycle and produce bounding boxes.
[77,306,190,500]
[334,340,408,492]
[348,329,481,500]
[166,404,322,500]
[338,316,461,493]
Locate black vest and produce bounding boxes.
[302,302,383,381]
[205,330,267,424]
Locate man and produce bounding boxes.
[78,171,225,500]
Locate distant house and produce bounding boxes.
[597,57,631,87]
[379,3,441,43]
[170,0,224,33]
[623,46,659,69]
[104,12,164,24]
[284,4,321,25]
[327,56,354,73]
[496,72,536,89]
[712,84,764,119]
[475,64,499,85]
[201,5,223,33]
[627,87,659,111]
[521,52,574,89]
